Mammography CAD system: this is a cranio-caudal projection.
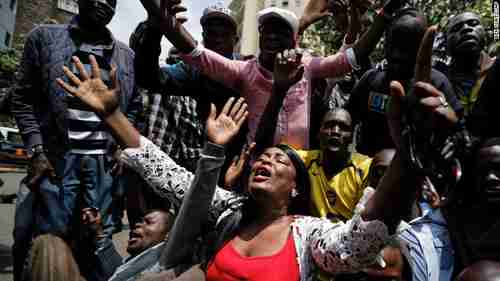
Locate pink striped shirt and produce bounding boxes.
[181,45,356,149]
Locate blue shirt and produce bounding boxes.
[398,203,454,281]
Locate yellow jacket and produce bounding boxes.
[297,150,372,222]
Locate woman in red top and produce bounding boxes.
[57,24,459,281]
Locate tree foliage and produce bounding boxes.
[301,0,494,59]
[0,48,21,79]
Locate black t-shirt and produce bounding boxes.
[469,57,500,138]
[346,68,463,156]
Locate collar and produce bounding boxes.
[110,241,166,281]
[68,16,115,48]
[409,202,447,226]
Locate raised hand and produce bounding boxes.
[27,152,58,191]
[387,26,458,147]
[412,25,458,128]
[345,0,362,43]
[273,49,305,93]
[206,97,248,146]
[300,0,333,33]
[56,55,120,118]
[143,0,188,33]
[224,142,256,189]
[82,207,104,238]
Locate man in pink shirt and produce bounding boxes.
[149,0,403,149]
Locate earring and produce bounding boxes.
[291,189,299,198]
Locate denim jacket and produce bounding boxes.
[11,17,142,157]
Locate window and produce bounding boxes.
[57,0,78,14]
[282,1,289,7]
[10,0,16,10]
[5,32,11,48]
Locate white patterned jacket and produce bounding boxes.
[121,136,390,281]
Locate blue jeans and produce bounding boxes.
[34,153,114,237]
[13,177,33,281]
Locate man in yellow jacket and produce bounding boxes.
[297,108,372,222]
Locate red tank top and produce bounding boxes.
[206,234,300,281]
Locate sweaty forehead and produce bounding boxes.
[144,210,168,222]
[262,147,290,158]
[322,109,352,125]
[447,12,480,30]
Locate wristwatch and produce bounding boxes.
[28,144,45,159]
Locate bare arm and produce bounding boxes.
[160,97,248,268]
[254,85,287,156]
[352,0,405,65]
[254,49,304,155]
[145,0,197,54]
[131,21,163,90]
[299,0,371,35]
[103,112,141,148]
[351,9,386,64]
[298,0,333,35]
[56,55,140,148]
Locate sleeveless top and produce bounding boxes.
[206,234,300,281]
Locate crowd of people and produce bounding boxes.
[8,0,500,280]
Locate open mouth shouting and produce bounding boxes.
[253,166,272,182]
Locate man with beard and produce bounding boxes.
[10,0,142,279]
[445,12,495,117]
[346,8,463,156]
[151,0,402,150]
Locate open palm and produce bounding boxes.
[206,97,248,146]
[56,55,120,118]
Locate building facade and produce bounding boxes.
[0,0,18,49]
[229,0,305,56]
[265,0,305,17]
[13,0,77,50]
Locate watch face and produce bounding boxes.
[28,146,44,158]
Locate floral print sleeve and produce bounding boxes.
[293,215,389,275]
[120,136,237,219]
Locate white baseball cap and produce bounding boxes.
[257,7,299,34]
[200,3,237,30]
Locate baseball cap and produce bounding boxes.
[257,7,299,34]
[200,3,237,30]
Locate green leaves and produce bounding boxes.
[301,0,494,59]
[0,48,20,76]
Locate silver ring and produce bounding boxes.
[438,95,449,108]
